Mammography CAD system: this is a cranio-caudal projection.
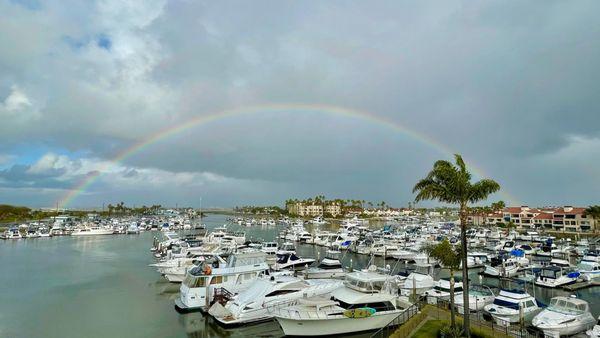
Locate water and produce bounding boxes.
[1,214,599,337]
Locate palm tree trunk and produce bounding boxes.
[449,269,456,330]
[460,203,471,337]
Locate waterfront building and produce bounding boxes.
[468,206,595,232]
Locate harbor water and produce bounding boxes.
[1,214,599,338]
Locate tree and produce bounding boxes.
[413,154,500,337]
[422,240,462,335]
[491,200,506,212]
[585,206,600,233]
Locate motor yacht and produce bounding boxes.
[303,249,345,279]
[532,296,595,337]
[483,257,521,278]
[25,228,41,238]
[455,285,495,314]
[535,265,580,288]
[127,223,140,234]
[175,252,269,313]
[578,253,600,281]
[260,242,278,255]
[1,227,22,239]
[273,253,315,271]
[483,289,541,325]
[273,268,412,336]
[586,316,600,338]
[425,278,463,305]
[398,263,435,296]
[210,275,343,327]
[71,226,114,236]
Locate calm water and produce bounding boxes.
[1,214,599,338]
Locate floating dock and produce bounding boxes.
[562,280,600,291]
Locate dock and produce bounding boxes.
[562,280,600,291]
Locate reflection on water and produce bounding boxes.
[1,213,598,338]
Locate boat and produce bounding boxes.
[25,228,41,238]
[71,226,114,236]
[303,249,345,279]
[126,223,140,234]
[175,252,270,312]
[454,285,495,314]
[483,257,520,278]
[398,264,435,296]
[532,296,595,337]
[424,278,463,305]
[587,316,600,338]
[578,253,600,281]
[273,253,315,271]
[535,265,580,288]
[210,275,343,327]
[260,242,278,255]
[483,289,542,325]
[1,227,22,239]
[273,268,412,336]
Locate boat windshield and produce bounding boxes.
[183,275,207,288]
[492,298,520,310]
[547,298,586,315]
[577,262,596,271]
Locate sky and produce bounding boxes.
[0,0,599,209]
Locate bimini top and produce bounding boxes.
[227,251,267,267]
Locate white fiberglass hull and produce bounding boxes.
[71,230,113,236]
[275,311,401,336]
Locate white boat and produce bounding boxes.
[425,279,463,305]
[455,285,495,314]
[175,252,269,312]
[578,253,600,281]
[71,226,114,236]
[311,216,327,225]
[484,289,541,325]
[273,268,412,336]
[587,316,600,338]
[483,258,520,278]
[1,227,22,239]
[399,264,435,296]
[260,242,278,255]
[273,253,315,271]
[303,249,345,279]
[210,275,343,327]
[532,296,595,337]
[535,265,580,288]
[126,223,140,234]
[25,229,41,238]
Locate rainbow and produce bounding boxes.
[58,103,518,207]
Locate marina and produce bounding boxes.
[2,213,600,337]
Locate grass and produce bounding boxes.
[412,320,445,338]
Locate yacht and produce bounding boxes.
[273,268,412,336]
[587,316,600,338]
[483,257,520,278]
[25,228,41,238]
[210,275,343,327]
[535,265,580,288]
[455,285,495,314]
[303,249,345,279]
[311,216,327,225]
[260,242,278,255]
[483,289,541,325]
[532,296,595,337]
[175,252,269,312]
[425,279,463,305]
[1,227,22,239]
[126,223,140,234]
[273,253,315,271]
[71,226,114,236]
[398,264,435,296]
[578,253,600,281]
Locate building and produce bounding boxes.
[324,204,342,217]
[287,203,323,217]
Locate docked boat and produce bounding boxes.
[175,252,269,312]
[578,253,600,281]
[260,242,278,255]
[483,289,541,325]
[71,226,114,236]
[455,285,495,314]
[25,228,41,238]
[210,275,343,327]
[587,316,600,338]
[398,264,435,296]
[535,265,580,288]
[303,249,345,279]
[1,227,22,239]
[126,223,140,234]
[532,296,595,337]
[273,252,315,271]
[425,278,463,305]
[483,257,520,278]
[273,268,412,336]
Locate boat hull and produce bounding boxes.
[275,311,400,336]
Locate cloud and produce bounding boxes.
[0,1,599,207]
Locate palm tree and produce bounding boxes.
[422,240,462,334]
[585,206,600,233]
[413,154,500,337]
